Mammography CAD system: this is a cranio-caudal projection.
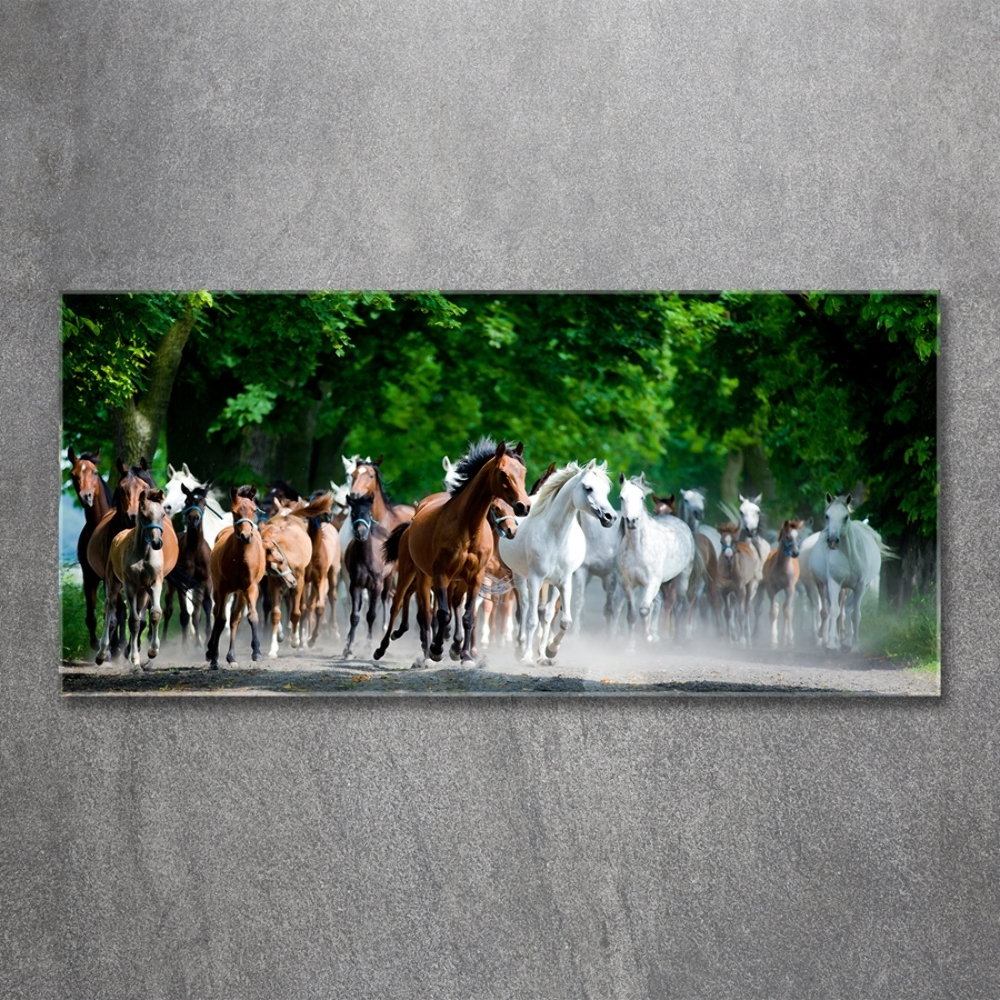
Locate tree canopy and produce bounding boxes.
[62,289,938,550]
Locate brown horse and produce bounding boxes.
[259,512,312,657]
[477,497,518,650]
[715,522,762,646]
[374,439,531,666]
[206,486,267,668]
[88,458,176,660]
[163,482,213,647]
[98,489,178,668]
[348,457,415,533]
[287,492,342,646]
[757,519,803,648]
[67,447,113,649]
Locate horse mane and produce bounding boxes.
[530,460,608,517]
[355,461,398,508]
[267,479,301,501]
[447,438,524,496]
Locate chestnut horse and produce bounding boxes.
[206,486,267,668]
[288,491,342,646]
[259,513,311,657]
[715,522,762,646]
[98,489,179,668]
[67,447,113,649]
[374,439,530,666]
[757,519,803,648]
[348,457,415,533]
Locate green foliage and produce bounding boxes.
[61,569,97,661]
[862,592,940,670]
[61,290,938,544]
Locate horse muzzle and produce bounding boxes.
[599,510,615,528]
[827,538,840,550]
[79,491,94,507]
[354,525,370,542]
[624,517,639,530]
[514,500,530,517]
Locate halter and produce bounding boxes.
[141,521,163,540]
[233,517,256,530]
[487,507,516,533]
[352,512,378,531]
[182,505,203,522]
[265,536,294,583]
[782,536,799,557]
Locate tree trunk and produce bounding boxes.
[109,305,197,472]
[720,449,744,508]
[743,442,777,502]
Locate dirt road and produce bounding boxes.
[61,627,938,696]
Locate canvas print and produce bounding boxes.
[60,291,939,695]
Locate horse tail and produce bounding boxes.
[288,491,334,521]
[383,523,409,564]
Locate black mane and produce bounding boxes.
[448,438,524,496]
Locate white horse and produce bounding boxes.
[678,488,722,558]
[499,460,616,663]
[570,508,625,636]
[617,474,695,647]
[809,493,895,652]
[162,463,233,548]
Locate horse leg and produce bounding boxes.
[268,580,282,659]
[847,584,866,653]
[478,593,491,649]
[245,584,262,662]
[542,575,573,660]
[344,583,362,658]
[571,567,587,636]
[639,579,660,643]
[517,576,542,664]
[460,584,479,663]
[95,576,121,665]
[329,566,341,640]
[125,585,143,669]
[198,585,212,648]
[450,589,466,661]
[428,579,451,662]
[205,590,228,669]
[769,590,779,649]
[824,575,841,651]
[225,592,246,666]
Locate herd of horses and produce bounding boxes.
[66,440,896,673]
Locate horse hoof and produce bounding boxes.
[544,646,559,659]
[251,654,262,663]
[95,653,106,666]
[449,646,461,662]
[410,659,425,670]
[268,651,278,660]
[460,653,476,665]
[90,639,100,651]
[372,647,385,661]
[147,648,158,659]
[342,647,353,659]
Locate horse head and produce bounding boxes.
[823,493,853,550]
[116,457,155,523]
[348,493,377,543]
[738,493,763,536]
[68,447,101,507]
[681,488,706,522]
[652,493,676,517]
[489,441,530,517]
[780,519,804,558]
[162,462,204,516]
[181,482,209,532]
[575,460,616,528]
[618,472,651,530]
[349,457,383,500]
[716,522,740,563]
[137,488,166,551]
[230,484,259,544]
[488,497,519,540]
[260,526,296,587]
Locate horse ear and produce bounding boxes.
[182,463,192,477]
[68,447,77,464]
[666,493,675,506]
[442,457,451,471]
[495,441,507,458]
[139,456,148,470]
[515,441,524,457]
[739,493,746,503]
[167,463,176,478]
[342,456,353,475]
[753,494,762,505]
[181,483,192,500]
[374,456,383,467]
[138,489,147,502]
[639,472,646,485]
[230,485,239,501]
[247,484,258,501]
[116,458,128,475]
[825,492,834,505]
[92,448,100,461]
[148,489,164,503]
[619,472,626,485]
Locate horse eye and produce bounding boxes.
[584,484,593,492]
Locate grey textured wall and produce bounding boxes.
[1,2,994,998]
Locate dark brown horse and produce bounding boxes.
[88,458,176,660]
[206,486,267,668]
[342,492,395,658]
[163,483,213,647]
[374,439,530,666]
[67,447,113,649]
